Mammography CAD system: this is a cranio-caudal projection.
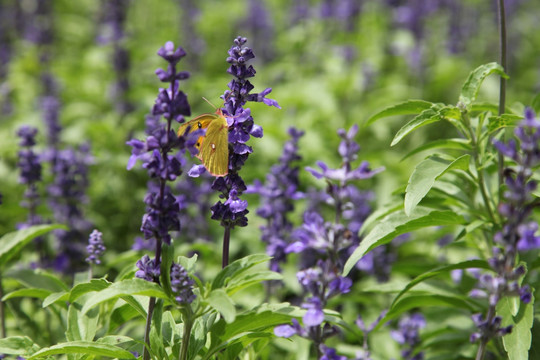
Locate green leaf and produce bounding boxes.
[6,268,68,292]
[2,288,51,301]
[42,291,69,308]
[0,224,65,268]
[365,100,434,126]
[81,279,168,315]
[532,93,540,114]
[501,293,534,360]
[0,336,39,355]
[207,289,236,323]
[26,341,136,359]
[66,298,99,342]
[69,278,111,302]
[404,155,470,215]
[160,243,174,299]
[390,260,490,308]
[206,303,303,360]
[109,304,141,332]
[226,270,282,296]
[178,254,198,273]
[459,63,508,109]
[390,107,441,146]
[401,138,471,161]
[487,114,523,134]
[344,208,466,275]
[212,254,271,290]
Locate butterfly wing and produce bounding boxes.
[177,113,219,155]
[199,113,229,177]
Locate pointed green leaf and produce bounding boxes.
[212,254,271,290]
[459,62,508,108]
[501,294,534,360]
[0,336,39,355]
[26,341,135,359]
[390,107,441,146]
[488,114,523,134]
[0,224,65,268]
[6,268,69,292]
[69,278,110,302]
[344,208,466,275]
[207,289,236,323]
[81,279,168,315]
[404,155,470,215]
[43,291,69,307]
[401,138,471,161]
[365,100,434,126]
[2,288,51,301]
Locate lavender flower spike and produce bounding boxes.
[86,229,106,265]
[209,36,279,229]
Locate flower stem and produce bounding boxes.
[0,271,5,338]
[143,297,156,360]
[143,236,163,360]
[475,304,496,360]
[222,226,231,268]
[179,308,194,360]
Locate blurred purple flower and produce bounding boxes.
[247,128,304,271]
[391,313,426,360]
[86,229,106,265]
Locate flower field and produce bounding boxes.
[0,1,539,359]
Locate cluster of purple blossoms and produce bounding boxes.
[469,107,540,343]
[85,229,106,265]
[276,125,383,357]
[96,0,133,115]
[390,313,426,360]
[170,262,196,304]
[135,255,161,282]
[247,128,304,272]
[192,36,279,229]
[16,126,43,229]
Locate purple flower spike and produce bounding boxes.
[85,229,106,265]
[170,262,196,304]
[127,42,193,250]
[209,36,279,229]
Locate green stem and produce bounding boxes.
[222,226,231,269]
[462,112,498,225]
[0,271,5,338]
[179,308,194,360]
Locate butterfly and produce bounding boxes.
[177,108,229,177]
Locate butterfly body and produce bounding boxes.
[178,109,229,177]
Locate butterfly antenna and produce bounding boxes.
[202,97,218,110]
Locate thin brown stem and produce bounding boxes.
[143,297,156,360]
